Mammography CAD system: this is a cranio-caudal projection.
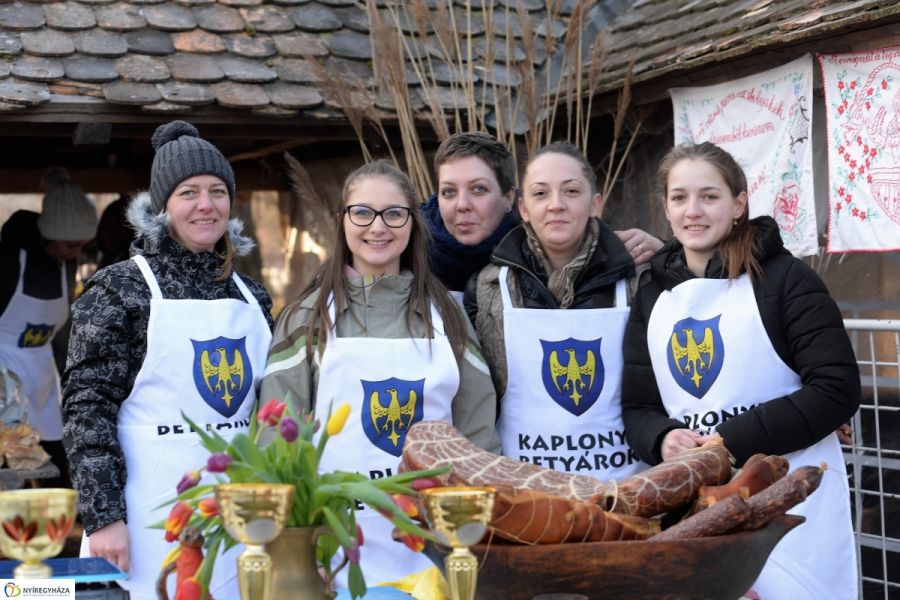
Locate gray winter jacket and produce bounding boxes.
[261,272,501,453]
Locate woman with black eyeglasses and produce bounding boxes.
[259,159,499,589]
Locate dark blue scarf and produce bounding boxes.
[421,193,518,292]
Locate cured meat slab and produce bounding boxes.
[606,439,733,517]
[490,484,660,544]
[402,420,609,503]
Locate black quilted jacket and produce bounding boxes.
[61,193,273,534]
[622,216,860,467]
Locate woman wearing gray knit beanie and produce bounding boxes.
[0,167,97,489]
[62,120,274,600]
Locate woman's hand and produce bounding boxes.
[837,423,853,445]
[89,520,130,573]
[616,228,664,266]
[661,428,705,461]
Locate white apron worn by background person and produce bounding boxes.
[646,274,857,600]
[0,249,67,439]
[81,255,271,600]
[496,266,648,481]
[315,294,458,588]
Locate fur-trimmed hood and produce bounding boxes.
[125,191,255,256]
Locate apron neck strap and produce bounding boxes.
[131,255,163,299]
[614,278,627,308]
[498,266,513,309]
[130,256,256,307]
[230,272,259,308]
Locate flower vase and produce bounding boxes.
[268,526,334,600]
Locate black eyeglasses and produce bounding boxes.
[344,205,412,228]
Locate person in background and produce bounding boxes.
[96,194,137,269]
[423,131,661,303]
[465,141,650,481]
[622,141,858,598]
[63,121,273,600]
[261,159,499,588]
[0,168,97,487]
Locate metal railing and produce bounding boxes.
[843,319,900,599]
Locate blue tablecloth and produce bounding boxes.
[0,557,126,584]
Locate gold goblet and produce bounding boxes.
[421,486,496,600]
[215,483,294,600]
[0,488,77,579]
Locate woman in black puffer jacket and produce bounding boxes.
[465,141,650,483]
[622,141,859,600]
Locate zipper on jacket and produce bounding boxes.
[493,255,558,304]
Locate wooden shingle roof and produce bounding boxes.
[0,0,591,119]
[598,0,900,104]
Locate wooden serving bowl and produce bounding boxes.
[424,514,804,600]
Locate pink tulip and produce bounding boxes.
[258,399,287,426]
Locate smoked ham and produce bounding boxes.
[489,484,660,544]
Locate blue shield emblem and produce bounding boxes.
[18,323,55,348]
[540,338,604,416]
[362,378,425,457]
[667,316,724,399]
[191,336,253,417]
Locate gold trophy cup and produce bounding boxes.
[215,483,294,600]
[0,488,77,578]
[421,486,496,600]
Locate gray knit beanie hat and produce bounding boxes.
[37,168,98,241]
[149,120,235,215]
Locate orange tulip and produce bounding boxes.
[165,501,193,542]
[198,498,218,519]
[398,532,425,553]
[174,576,203,600]
[391,494,419,519]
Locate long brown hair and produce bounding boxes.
[656,142,761,281]
[298,160,468,359]
[214,233,235,281]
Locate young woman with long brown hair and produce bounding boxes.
[622,141,859,598]
[260,159,499,587]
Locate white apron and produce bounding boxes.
[646,274,857,600]
[496,267,648,481]
[0,249,67,439]
[81,255,271,600]
[315,294,458,588]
